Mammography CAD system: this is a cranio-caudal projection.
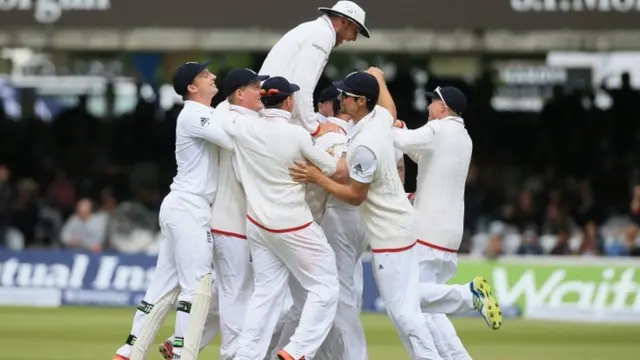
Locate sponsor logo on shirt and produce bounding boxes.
[200,117,210,126]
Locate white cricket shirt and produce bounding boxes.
[210,100,249,239]
[393,116,472,252]
[226,107,338,232]
[259,16,335,133]
[306,116,356,222]
[169,100,234,203]
[346,106,416,252]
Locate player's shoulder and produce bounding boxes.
[373,105,393,120]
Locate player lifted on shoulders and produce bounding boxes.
[260,1,370,137]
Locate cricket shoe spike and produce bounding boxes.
[158,340,173,360]
[470,276,503,330]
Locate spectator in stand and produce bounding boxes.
[0,164,12,246]
[61,198,106,253]
[45,170,76,219]
[508,189,541,231]
[11,179,41,247]
[542,203,574,235]
[550,227,573,256]
[629,184,640,225]
[517,227,543,256]
[578,221,603,256]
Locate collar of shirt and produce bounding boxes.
[261,108,292,123]
[184,100,214,113]
[348,108,378,139]
[317,113,328,123]
[229,104,261,117]
[319,16,337,46]
[430,116,465,126]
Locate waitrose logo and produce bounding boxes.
[0,0,111,24]
[491,267,640,312]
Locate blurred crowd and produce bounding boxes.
[1,63,640,258]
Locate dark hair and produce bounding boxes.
[366,97,376,112]
[262,95,289,109]
[332,97,341,114]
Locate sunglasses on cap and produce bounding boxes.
[431,86,449,109]
[260,88,288,96]
[338,89,366,100]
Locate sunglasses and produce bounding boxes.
[338,89,366,100]
[433,86,449,109]
[260,88,281,96]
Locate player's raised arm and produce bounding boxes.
[366,67,397,121]
[392,123,437,153]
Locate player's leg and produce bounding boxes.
[418,246,454,360]
[431,253,473,360]
[115,228,180,360]
[419,252,502,330]
[159,273,220,360]
[316,208,367,360]
[213,233,253,360]
[373,246,443,360]
[274,222,340,360]
[271,278,306,356]
[265,290,294,360]
[235,223,290,360]
[169,198,215,360]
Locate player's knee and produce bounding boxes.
[390,308,422,334]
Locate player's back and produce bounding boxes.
[225,109,314,230]
[413,118,472,250]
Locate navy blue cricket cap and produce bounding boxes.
[317,85,340,103]
[223,68,269,97]
[426,86,467,115]
[261,76,300,104]
[333,71,379,102]
[172,60,212,96]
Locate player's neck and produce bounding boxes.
[350,109,370,124]
[188,95,213,108]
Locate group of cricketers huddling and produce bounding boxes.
[112,1,503,360]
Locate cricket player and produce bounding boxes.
[393,86,503,359]
[290,68,444,359]
[227,76,345,360]
[156,69,269,360]
[259,0,370,137]
[113,61,233,360]
[316,85,342,122]
[275,87,368,360]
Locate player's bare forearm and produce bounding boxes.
[315,174,366,206]
[330,157,349,184]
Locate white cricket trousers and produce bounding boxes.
[212,232,253,360]
[116,190,214,358]
[373,244,443,360]
[418,244,473,360]
[316,206,368,360]
[235,220,339,360]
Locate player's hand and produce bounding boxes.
[366,66,385,81]
[393,119,405,128]
[314,122,342,138]
[289,161,321,183]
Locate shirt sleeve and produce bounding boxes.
[291,38,332,133]
[375,105,395,128]
[349,145,377,184]
[392,122,436,153]
[181,110,234,151]
[298,127,337,176]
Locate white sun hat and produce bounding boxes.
[318,1,371,38]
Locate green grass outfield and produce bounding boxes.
[1,306,638,360]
